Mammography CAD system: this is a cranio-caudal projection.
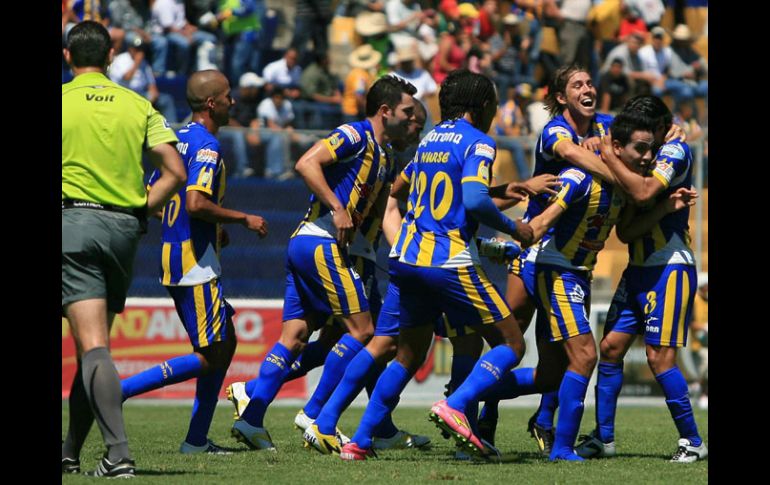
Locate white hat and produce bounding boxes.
[349,44,383,70]
[239,72,265,88]
[503,13,521,26]
[672,24,692,41]
[355,12,388,37]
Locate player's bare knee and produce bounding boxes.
[600,339,624,363]
[646,345,676,374]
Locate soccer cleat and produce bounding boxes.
[372,429,431,450]
[527,412,555,457]
[61,457,80,474]
[549,450,585,462]
[340,442,377,461]
[303,424,342,454]
[477,410,498,446]
[670,438,708,463]
[88,454,136,478]
[294,409,351,445]
[575,430,616,458]
[429,400,487,456]
[179,439,233,455]
[231,419,277,451]
[226,382,250,420]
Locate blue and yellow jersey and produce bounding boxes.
[393,118,496,268]
[148,122,226,286]
[628,138,695,267]
[293,120,394,239]
[536,166,624,271]
[524,113,614,224]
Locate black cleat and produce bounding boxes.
[62,457,80,474]
[477,410,498,446]
[87,454,136,478]
[527,412,554,457]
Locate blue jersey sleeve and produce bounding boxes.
[551,167,591,210]
[400,160,414,184]
[187,141,221,195]
[651,140,690,189]
[146,169,160,190]
[321,123,367,162]
[541,121,574,159]
[461,140,496,186]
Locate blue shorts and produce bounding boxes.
[508,253,536,297]
[395,261,511,332]
[375,259,466,338]
[166,278,235,349]
[351,255,382,319]
[282,235,369,323]
[533,264,592,342]
[605,264,696,347]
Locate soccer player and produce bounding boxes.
[119,70,269,454]
[229,76,418,451]
[575,95,708,463]
[336,69,534,461]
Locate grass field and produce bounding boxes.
[62,403,707,484]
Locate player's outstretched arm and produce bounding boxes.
[554,138,618,184]
[616,187,697,243]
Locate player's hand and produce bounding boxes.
[332,209,355,247]
[665,187,698,213]
[665,123,687,143]
[502,182,529,202]
[521,174,561,196]
[245,214,268,238]
[599,131,617,164]
[219,228,230,248]
[581,136,602,153]
[510,219,534,247]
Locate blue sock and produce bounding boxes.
[446,345,520,413]
[536,391,559,430]
[366,364,399,439]
[185,369,226,446]
[303,335,364,419]
[480,367,537,401]
[241,342,295,427]
[449,354,478,431]
[284,340,330,382]
[121,354,202,400]
[351,362,412,450]
[550,371,589,460]
[656,366,702,446]
[596,361,624,443]
[314,349,378,435]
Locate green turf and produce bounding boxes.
[62,403,707,484]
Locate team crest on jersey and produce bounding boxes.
[548,125,572,138]
[660,143,685,160]
[474,143,495,160]
[339,124,361,144]
[654,158,675,180]
[561,168,586,185]
[196,149,218,163]
[328,132,342,148]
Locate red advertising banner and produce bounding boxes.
[61,299,305,400]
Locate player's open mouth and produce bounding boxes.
[580,98,595,108]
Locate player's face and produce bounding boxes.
[384,93,416,141]
[561,71,596,118]
[614,129,655,173]
[212,86,234,127]
[405,108,427,145]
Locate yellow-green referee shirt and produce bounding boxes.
[62,72,178,209]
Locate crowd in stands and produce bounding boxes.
[62,0,708,180]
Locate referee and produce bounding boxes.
[62,21,186,478]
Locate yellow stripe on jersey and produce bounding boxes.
[161,243,172,285]
[186,185,213,196]
[475,265,510,317]
[402,223,418,258]
[331,244,362,314]
[400,171,410,183]
[209,280,223,343]
[181,240,197,277]
[584,192,623,268]
[651,224,668,253]
[562,180,602,260]
[675,271,690,347]
[660,270,678,346]
[652,170,671,188]
[458,267,493,323]
[416,231,435,266]
[552,273,579,337]
[552,134,571,158]
[461,176,488,184]
[322,137,340,161]
[448,229,466,259]
[307,200,321,223]
[194,284,208,348]
[314,245,342,313]
[346,140,375,217]
[538,271,562,339]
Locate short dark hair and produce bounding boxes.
[365,75,417,117]
[610,111,657,145]
[66,21,111,69]
[545,64,589,117]
[622,94,673,132]
[439,69,497,126]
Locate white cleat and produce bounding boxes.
[180,439,232,455]
[575,430,616,458]
[294,409,350,445]
[231,419,276,451]
[372,430,431,450]
[670,438,708,463]
[226,382,250,420]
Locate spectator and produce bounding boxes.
[598,58,631,113]
[298,51,343,128]
[150,0,219,76]
[526,86,550,136]
[354,12,391,76]
[617,3,648,42]
[257,90,316,180]
[689,275,708,410]
[220,72,266,178]
[389,45,437,103]
[262,47,302,99]
[490,13,537,102]
[335,0,385,17]
[624,0,665,29]
[477,0,500,42]
[672,100,703,143]
[108,0,168,76]
[432,20,469,85]
[494,83,531,179]
[602,31,656,97]
[386,0,436,51]
[217,0,264,84]
[543,0,592,68]
[668,24,708,113]
[292,0,332,64]
[342,44,381,123]
[108,36,178,123]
